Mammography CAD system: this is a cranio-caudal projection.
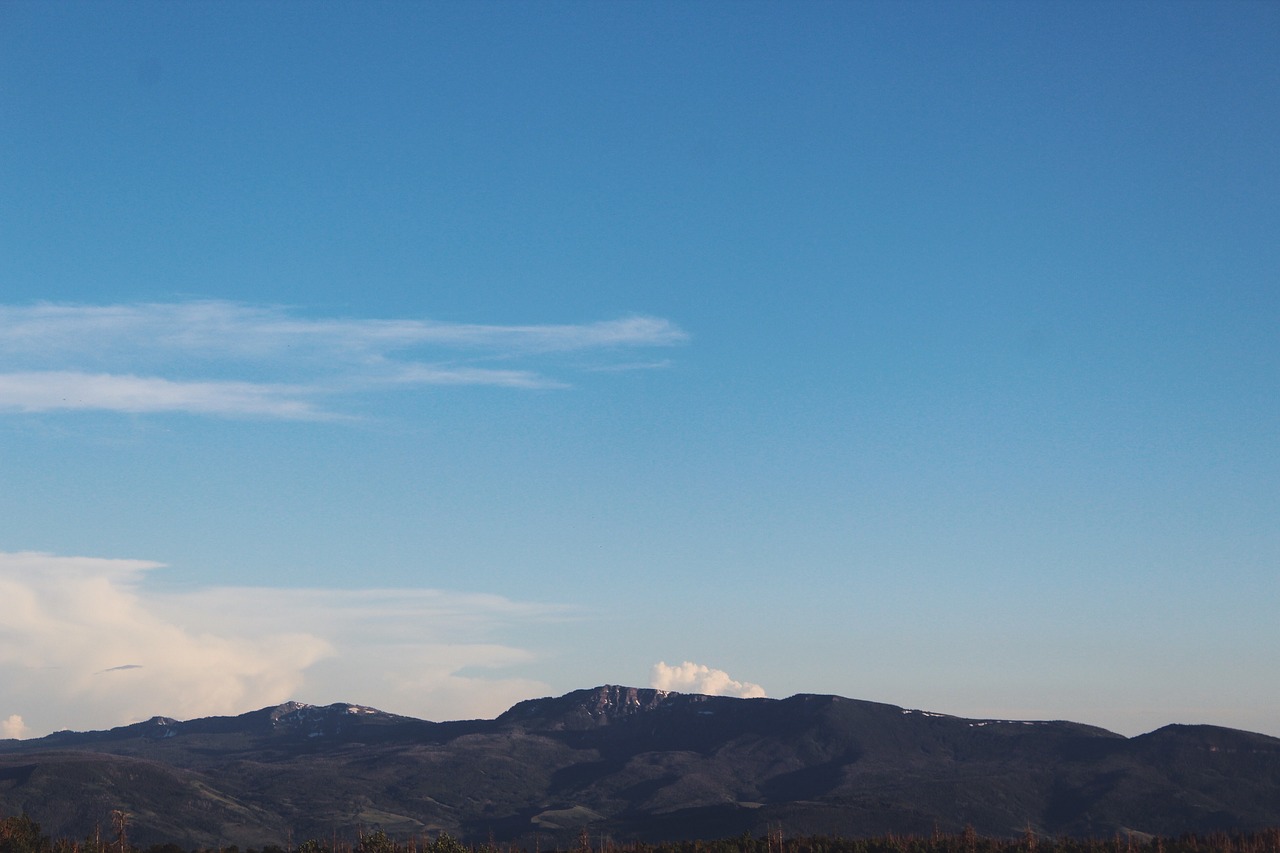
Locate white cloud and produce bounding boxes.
[0,303,687,358]
[0,372,329,419]
[650,660,767,698]
[0,551,565,735]
[1,715,28,739]
[0,301,688,418]
[388,364,566,390]
[0,552,331,730]
[401,315,688,353]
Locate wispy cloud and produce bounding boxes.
[0,551,566,736]
[582,359,675,373]
[387,364,565,390]
[0,301,688,419]
[0,372,330,419]
[650,660,766,698]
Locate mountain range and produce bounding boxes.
[2,686,1279,849]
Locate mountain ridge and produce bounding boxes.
[2,685,1278,848]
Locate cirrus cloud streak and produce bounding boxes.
[0,302,687,359]
[0,301,687,419]
[0,372,328,419]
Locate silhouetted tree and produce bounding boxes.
[427,834,467,853]
[0,814,50,853]
[358,832,394,853]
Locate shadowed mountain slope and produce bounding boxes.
[2,687,1278,848]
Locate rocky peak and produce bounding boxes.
[268,702,314,724]
[498,685,694,730]
[265,701,392,736]
[130,716,180,739]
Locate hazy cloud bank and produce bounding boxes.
[0,301,688,418]
[650,660,766,698]
[0,551,565,737]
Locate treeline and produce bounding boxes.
[4,815,1280,853]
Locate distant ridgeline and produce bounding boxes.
[2,686,1279,850]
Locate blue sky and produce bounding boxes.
[1,0,1277,739]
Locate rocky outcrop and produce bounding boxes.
[498,685,694,729]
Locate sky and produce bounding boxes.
[0,0,1276,741]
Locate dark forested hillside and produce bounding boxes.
[1,687,1278,850]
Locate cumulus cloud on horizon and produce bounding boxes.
[1,715,28,740]
[650,660,767,698]
[0,551,566,737]
[0,301,688,419]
